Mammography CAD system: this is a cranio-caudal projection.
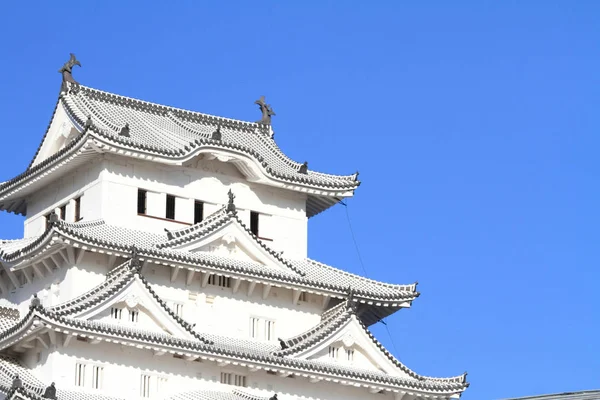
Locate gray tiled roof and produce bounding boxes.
[503,391,600,400]
[0,214,417,306]
[0,354,275,400]
[0,84,359,217]
[275,299,451,384]
[0,354,123,400]
[170,389,273,400]
[0,263,466,394]
[61,86,359,190]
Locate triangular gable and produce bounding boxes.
[280,304,416,380]
[30,99,82,169]
[161,210,303,276]
[51,261,199,340]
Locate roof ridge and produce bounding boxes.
[49,259,132,315]
[276,304,351,355]
[78,85,258,130]
[158,206,229,247]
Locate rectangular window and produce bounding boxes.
[208,274,231,288]
[74,197,81,221]
[220,372,246,387]
[299,292,308,302]
[234,375,247,387]
[166,195,176,220]
[194,201,204,224]
[75,363,86,386]
[157,376,168,395]
[138,189,147,215]
[249,317,275,340]
[220,372,231,385]
[110,307,122,320]
[250,211,259,236]
[60,205,66,221]
[265,320,275,341]
[92,366,103,389]
[346,349,355,362]
[328,346,339,360]
[250,317,260,339]
[171,302,183,318]
[140,374,151,398]
[130,310,139,323]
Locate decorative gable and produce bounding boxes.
[303,314,405,376]
[50,262,200,341]
[163,211,301,276]
[30,101,81,168]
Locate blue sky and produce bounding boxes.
[0,2,598,399]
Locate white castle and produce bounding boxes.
[0,55,468,400]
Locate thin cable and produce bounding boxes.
[342,202,400,357]
[343,204,369,278]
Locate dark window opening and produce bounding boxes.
[250,211,259,236]
[194,201,204,224]
[137,189,147,215]
[208,274,231,288]
[74,197,81,221]
[166,195,176,220]
[59,205,66,221]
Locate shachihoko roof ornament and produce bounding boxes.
[42,382,57,399]
[255,96,275,125]
[58,53,81,92]
[226,189,236,213]
[212,125,222,141]
[298,161,308,174]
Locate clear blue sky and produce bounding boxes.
[0,2,598,399]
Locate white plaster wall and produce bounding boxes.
[22,153,308,258]
[23,159,104,238]
[146,263,324,340]
[101,155,308,259]
[24,341,394,400]
[5,251,109,315]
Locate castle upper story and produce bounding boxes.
[0,76,359,260]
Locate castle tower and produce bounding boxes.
[0,55,468,400]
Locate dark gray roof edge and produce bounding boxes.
[502,390,600,400]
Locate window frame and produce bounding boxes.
[165,194,176,220]
[194,200,204,224]
[137,189,147,215]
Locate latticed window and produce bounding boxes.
[173,302,183,318]
[140,374,151,398]
[249,317,275,340]
[220,372,246,387]
[129,310,139,323]
[92,365,103,389]
[346,349,355,362]
[208,274,231,288]
[110,307,122,320]
[328,346,339,359]
[75,363,85,386]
